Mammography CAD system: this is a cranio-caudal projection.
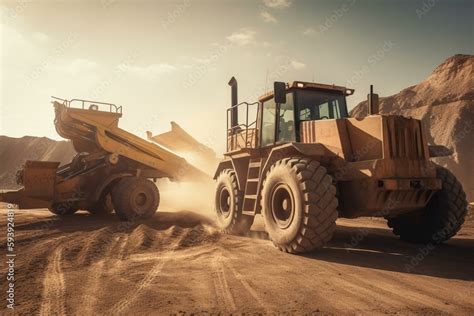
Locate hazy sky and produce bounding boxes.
[1,0,472,154]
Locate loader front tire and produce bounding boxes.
[261,157,338,253]
[112,177,159,221]
[387,166,468,244]
[215,169,253,235]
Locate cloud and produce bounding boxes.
[32,32,49,43]
[302,27,315,36]
[0,23,34,55]
[263,0,292,9]
[260,11,277,23]
[226,28,256,46]
[118,63,178,79]
[291,59,306,69]
[64,58,98,75]
[191,57,211,64]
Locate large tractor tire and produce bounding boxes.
[111,177,160,221]
[261,157,338,253]
[49,202,78,216]
[215,169,254,235]
[387,166,468,244]
[88,194,114,215]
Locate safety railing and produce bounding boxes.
[51,96,122,114]
[226,101,260,152]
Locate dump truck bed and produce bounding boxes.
[52,98,207,181]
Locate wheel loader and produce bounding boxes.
[214,77,468,253]
[0,97,207,221]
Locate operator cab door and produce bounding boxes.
[260,93,296,147]
[261,99,277,147]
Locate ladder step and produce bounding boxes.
[248,162,261,168]
[247,178,259,182]
[245,194,257,200]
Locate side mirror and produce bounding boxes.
[274,81,286,104]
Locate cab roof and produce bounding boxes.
[258,81,355,102]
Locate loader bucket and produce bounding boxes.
[0,161,59,209]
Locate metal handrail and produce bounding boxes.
[226,101,260,151]
[51,96,123,113]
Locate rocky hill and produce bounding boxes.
[0,136,76,189]
[351,54,473,201]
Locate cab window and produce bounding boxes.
[261,99,276,146]
[277,94,295,143]
[296,90,347,120]
[261,92,295,146]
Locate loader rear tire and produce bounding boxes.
[49,202,78,216]
[261,157,338,253]
[112,177,159,221]
[215,169,254,235]
[387,166,468,244]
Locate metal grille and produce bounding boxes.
[386,117,425,159]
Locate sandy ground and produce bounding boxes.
[0,207,473,315]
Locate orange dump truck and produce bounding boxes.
[0,97,207,221]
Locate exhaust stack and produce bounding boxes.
[228,77,238,129]
[367,84,380,115]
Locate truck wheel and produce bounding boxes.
[49,202,78,216]
[88,194,114,215]
[261,157,338,253]
[215,169,253,234]
[112,177,160,221]
[387,166,468,244]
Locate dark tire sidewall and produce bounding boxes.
[50,202,77,216]
[387,165,468,243]
[112,177,160,221]
[215,170,240,230]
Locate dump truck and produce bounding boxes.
[0,97,206,221]
[214,77,468,253]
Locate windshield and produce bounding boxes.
[295,90,348,121]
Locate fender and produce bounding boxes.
[213,158,250,191]
[213,160,233,180]
[92,172,133,202]
[259,142,338,184]
[428,145,453,158]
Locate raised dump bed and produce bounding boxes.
[0,97,208,221]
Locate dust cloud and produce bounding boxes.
[157,178,217,221]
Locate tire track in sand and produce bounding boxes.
[105,231,183,315]
[220,248,274,313]
[211,256,236,311]
[81,234,129,315]
[39,245,66,316]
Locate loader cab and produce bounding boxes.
[225,79,353,153]
[259,82,352,147]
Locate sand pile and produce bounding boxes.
[351,54,474,201]
[0,136,75,189]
